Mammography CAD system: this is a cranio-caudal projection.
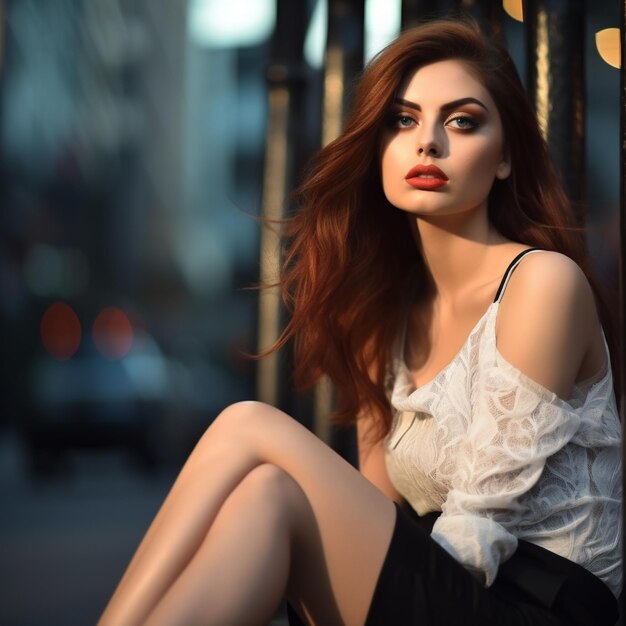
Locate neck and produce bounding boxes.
[412,208,507,302]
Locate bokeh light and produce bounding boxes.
[595,28,620,69]
[503,0,523,22]
[188,0,275,48]
[40,301,82,361]
[93,306,134,360]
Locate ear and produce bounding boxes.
[496,151,511,180]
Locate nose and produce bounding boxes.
[417,142,441,157]
[416,122,443,158]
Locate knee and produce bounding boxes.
[204,400,283,443]
[239,464,305,515]
[243,463,297,494]
[193,401,287,463]
[212,400,272,430]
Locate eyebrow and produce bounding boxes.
[393,96,489,113]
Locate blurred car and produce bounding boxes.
[20,300,252,475]
[25,326,171,474]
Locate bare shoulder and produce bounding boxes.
[499,250,596,322]
[496,250,601,399]
[504,250,591,301]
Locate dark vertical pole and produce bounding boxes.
[457,0,504,41]
[256,0,310,410]
[402,0,442,29]
[616,0,626,626]
[524,0,586,222]
[320,0,365,147]
[0,0,4,71]
[314,0,365,445]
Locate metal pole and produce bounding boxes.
[314,0,365,444]
[616,0,626,625]
[401,0,442,29]
[524,0,586,221]
[321,0,365,147]
[456,0,504,41]
[256,0,310,409]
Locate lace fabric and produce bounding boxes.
[385,302,622,595]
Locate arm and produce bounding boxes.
[432,252,604,585]
[495,251,605,400]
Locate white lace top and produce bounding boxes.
[384,255,622,597]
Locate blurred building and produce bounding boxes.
[0,0,274,471]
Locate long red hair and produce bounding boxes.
[261,18,614,438]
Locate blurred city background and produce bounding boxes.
[0,0,620,624]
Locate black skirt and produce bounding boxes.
[287,504,618,626]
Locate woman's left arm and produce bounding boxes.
[431,252,606,586]
[494,251,604,400]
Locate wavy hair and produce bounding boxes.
[260,18,614,438]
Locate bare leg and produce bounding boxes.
[97,401,396,626]
[144,464,328,626]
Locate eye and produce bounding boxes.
[390,113,416,129]
[446,115,478,131]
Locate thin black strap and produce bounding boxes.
[493,247,542,303]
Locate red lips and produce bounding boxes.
[405,164,449,190]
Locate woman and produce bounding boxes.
[98,19,621,626]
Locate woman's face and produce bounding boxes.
[380,59,510,220]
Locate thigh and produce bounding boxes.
[203,401,397,626]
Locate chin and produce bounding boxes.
[395,203,489,221]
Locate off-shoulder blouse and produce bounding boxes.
[384,250,622,596]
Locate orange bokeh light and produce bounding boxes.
[40,301,82,361]
[93,307,134,360]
